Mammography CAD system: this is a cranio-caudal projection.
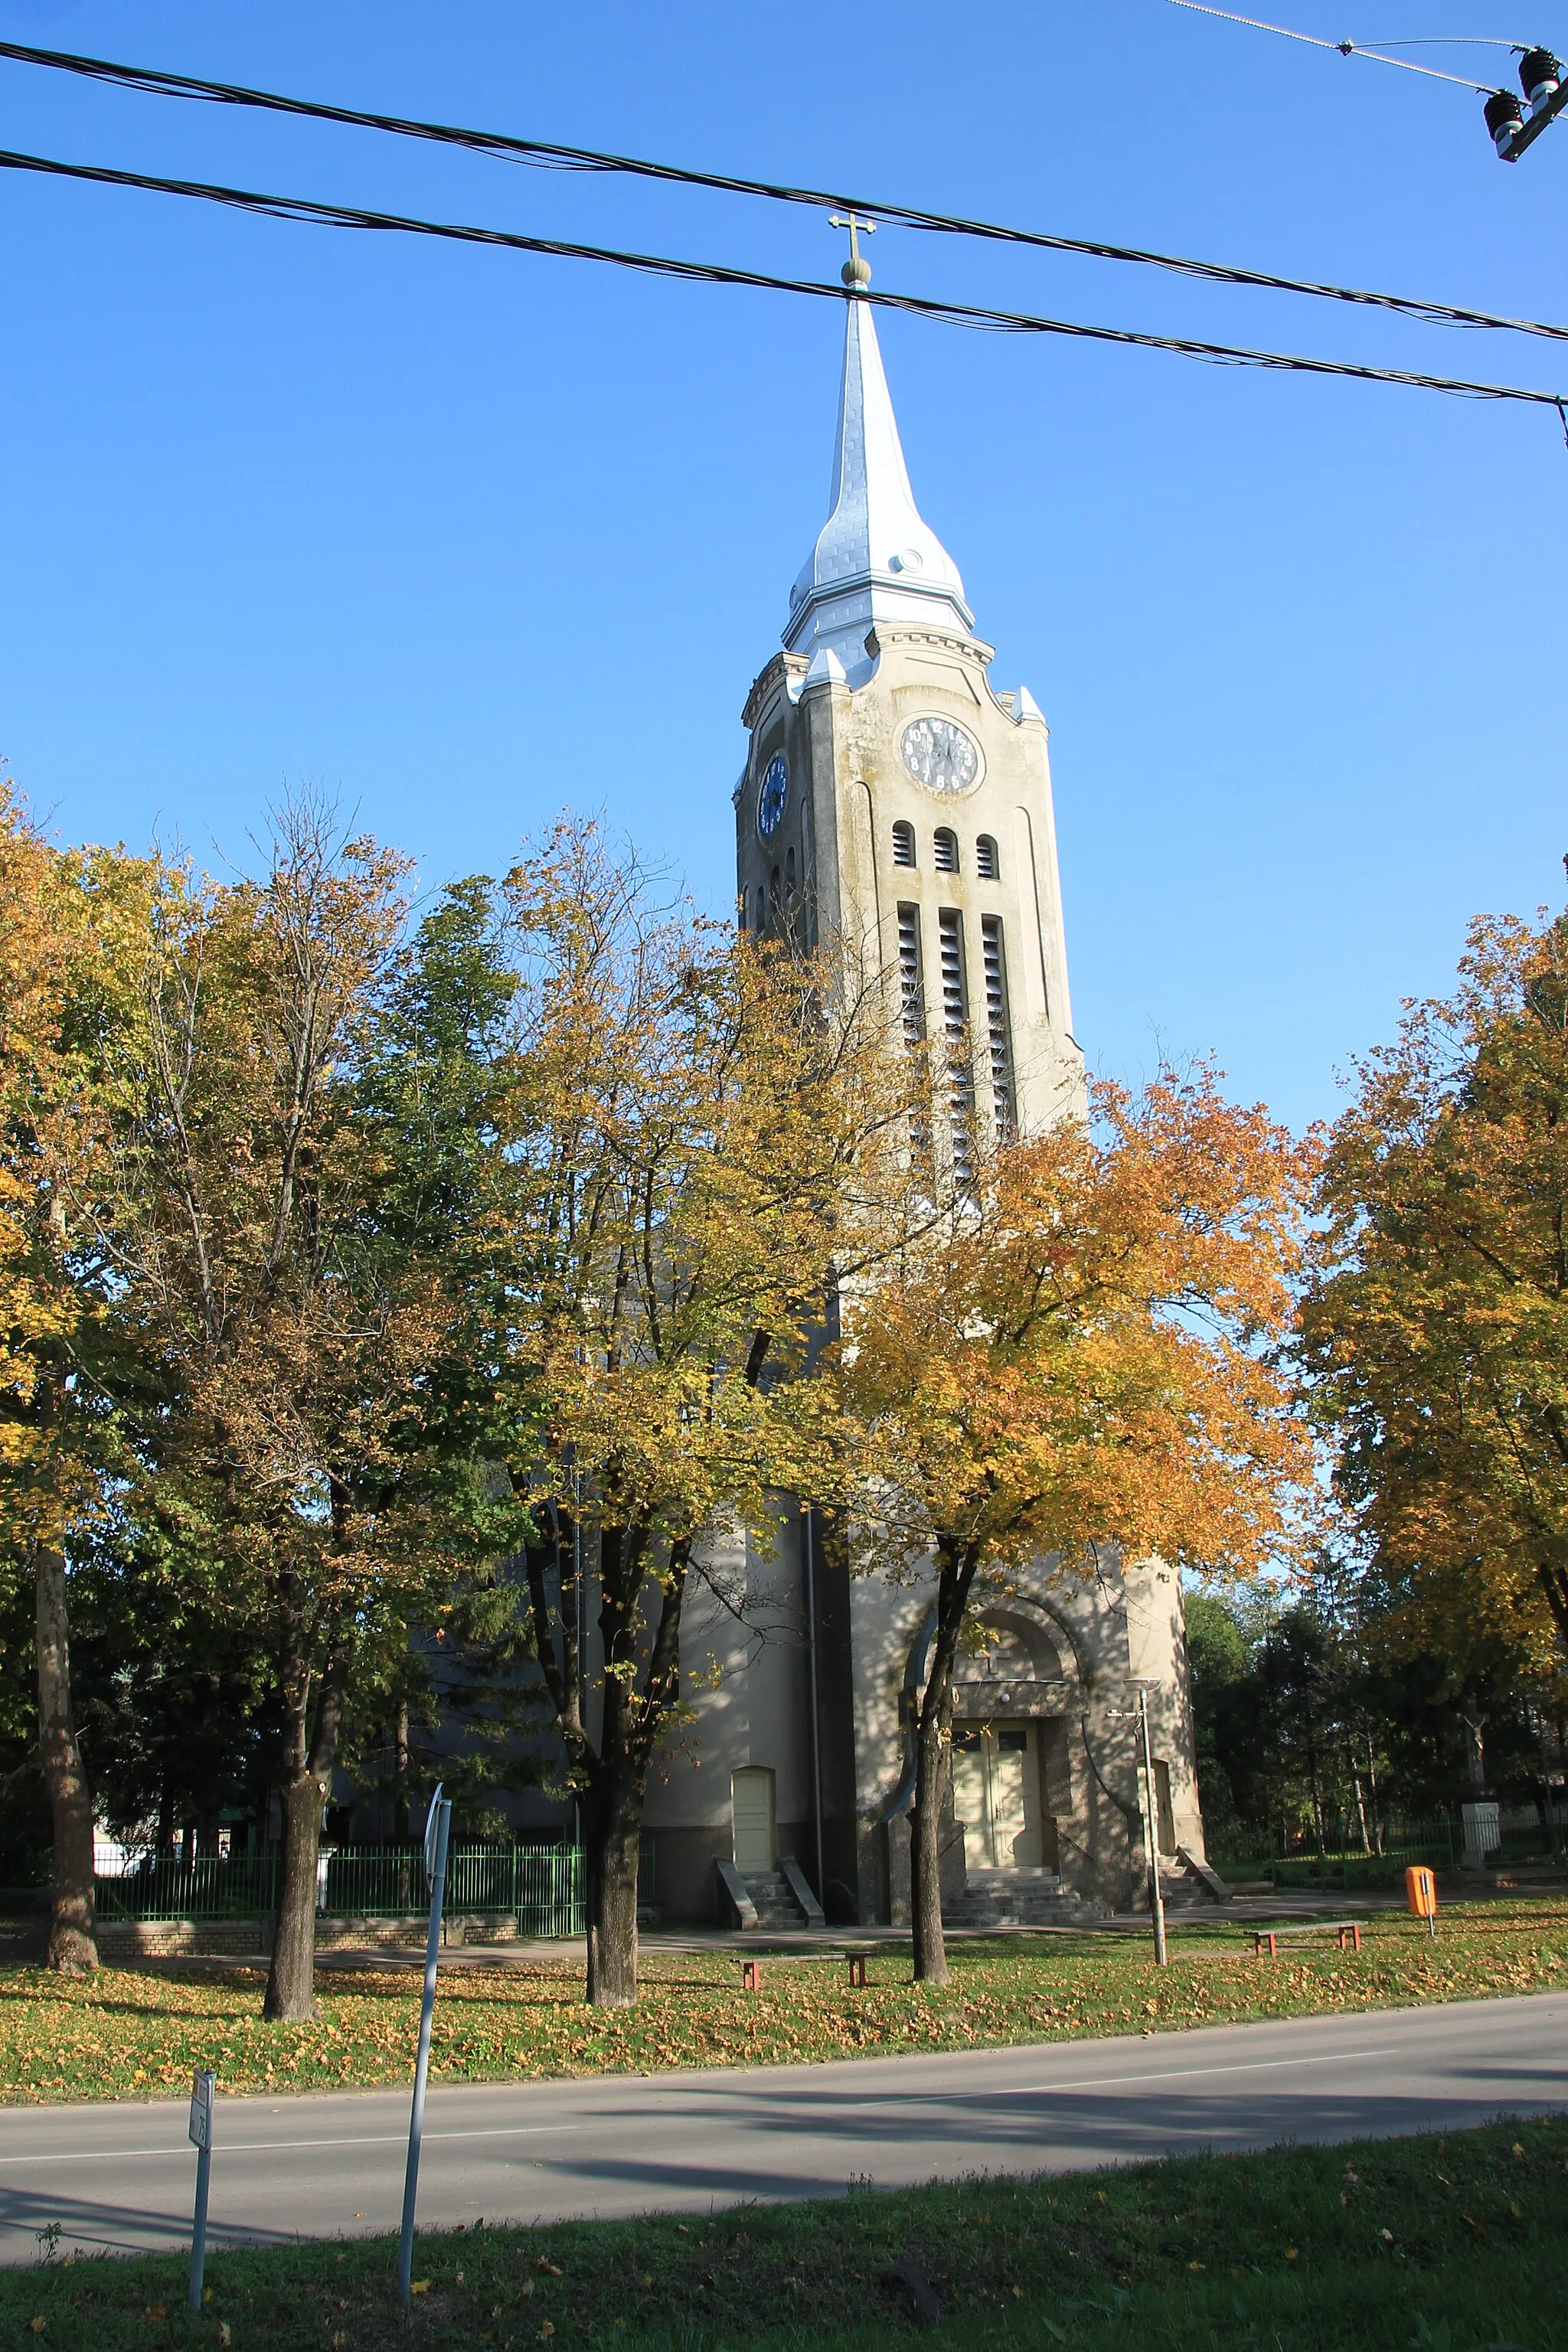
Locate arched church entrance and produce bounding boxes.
[950,1614,1069,1877]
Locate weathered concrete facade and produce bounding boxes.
[639,275,1210,1926]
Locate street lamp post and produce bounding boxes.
[1112,1683,1168,1968]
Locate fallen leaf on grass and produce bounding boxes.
[410,2278,430,2294]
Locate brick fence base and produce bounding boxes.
[96,1912,527,1961]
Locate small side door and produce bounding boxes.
[731,1766,776,1872]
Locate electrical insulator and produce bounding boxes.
[1485,88,1525,152]
[1519,46,1563,113]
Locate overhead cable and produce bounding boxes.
[2,145,1563,413]
[1,36,1566,342]
[1166,2,1501,87]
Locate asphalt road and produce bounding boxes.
[1,1992,1563,2267]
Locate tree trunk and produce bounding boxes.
[584,1780,640,2008]
[266,1763,325,2021]
[393,1697,410,1838]
[909,1705,950,1986]
[263,1635,350,2023]
[910,1534,982,1986]
[34,1543,98,1976]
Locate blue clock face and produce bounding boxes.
[757,753,788,839]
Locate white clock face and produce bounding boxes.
[900,715,979,795]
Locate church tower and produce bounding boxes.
[736,250,1084,1145]
[713,256,1213,1932]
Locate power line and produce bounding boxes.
[1166,2,1504,88]
[3,145,1563,413]
[2,36,1566,344]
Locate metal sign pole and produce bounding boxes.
[397,1784,452,2306]
[187,2069,215,2309]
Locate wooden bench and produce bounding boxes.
[740,1950,872,1992]
[1252,1919,1365,1958]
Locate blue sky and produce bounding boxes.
[2,1,1563,1133]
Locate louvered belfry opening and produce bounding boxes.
[976,833,1000,880]
[933,827,959,874]
[897,902,925,1044]
[892,820,916,868]
[981,915,1016,1136]
[937,907,975,1187]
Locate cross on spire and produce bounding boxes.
[828,209,876,288]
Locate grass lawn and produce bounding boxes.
[1,1900,1565,2106]
[1,2114,1562,2349]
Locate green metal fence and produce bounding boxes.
[1209,1805,1566,1891]
[92,1841,655,1938]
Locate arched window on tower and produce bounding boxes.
[896,904,925,1044]
[891,821,916,868]
[933,828,959,874]
[786,846,797,896]
[976,833,1000,880]
[981,915,1016,1137]
[938,907,975,1190]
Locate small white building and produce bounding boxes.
[640,264,1212,1929]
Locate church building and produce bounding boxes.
[639,250,1214,1929]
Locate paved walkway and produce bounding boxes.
[2,1992,1563,2265]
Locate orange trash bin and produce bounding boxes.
[1406,1864,1438,1938]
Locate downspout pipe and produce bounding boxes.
[803,1508,825,1899]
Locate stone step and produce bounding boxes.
[740,1870,810,1928]
[945,1873,1099,1929]
[965,1868,1063,1892]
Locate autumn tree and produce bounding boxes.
[85,802,485,2020]
[479,822,914,2006]
[837,1068,1313,1982]
[1302,900,1568,1697]
[0,785,160,1974]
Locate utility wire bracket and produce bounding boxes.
[1488,48,1568,160]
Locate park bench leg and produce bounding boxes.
[847,1955,867,1988]
[742,1958,760,1993]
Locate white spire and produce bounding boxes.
[784,292,973,684]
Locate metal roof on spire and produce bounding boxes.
[783,231,972,687]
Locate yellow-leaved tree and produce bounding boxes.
[79,802,466,2020]
[482,822,921,2005]
[837,1067,1315,1983]
[0,782,160,1973]
[1302,900,1568,1696]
